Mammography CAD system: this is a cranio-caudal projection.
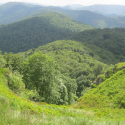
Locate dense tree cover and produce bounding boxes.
[71,28,125,62]
[19,40,110,97]
[0,12,94,53]
[2,51,77,104]
[41,12,94,32]
[22,52,77,104]
[0,51,6,68]
[4,52,23,71]
[0,17,72,53]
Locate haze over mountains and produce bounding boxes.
[1,2,125,28]
[62,4,125,17]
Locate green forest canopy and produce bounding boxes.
[0,12,94,53]
[71,28,125,62]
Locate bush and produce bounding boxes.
[7,71,25,94]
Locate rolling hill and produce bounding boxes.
[62,4,125,16]
[0,12,94,53]
[71,28,125,62]
[0,2,43,24]
[1,2,125,28]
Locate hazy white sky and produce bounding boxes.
[2,0,125,6]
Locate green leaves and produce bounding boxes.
[0,51,6,68]
[22,52,77,104]
[7,71,25,94]
[4,52,23,72]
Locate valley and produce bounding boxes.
[0,2,125,125]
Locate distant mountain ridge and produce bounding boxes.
[1,2,125,28]
[62,4,125,16]
[0,12,94,53]
[0,2,42,24]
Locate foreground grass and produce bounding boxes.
[0,97,124,125]
[0,95,125,125]
[0,68,125,124]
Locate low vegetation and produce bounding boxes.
[0,67,124,124]
[75,62,125,119]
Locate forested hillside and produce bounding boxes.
[18,40,111,97]
[0,12,94,53]
[39,12,94,32]
[71,28,125,62]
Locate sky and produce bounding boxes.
[1,0,125,6]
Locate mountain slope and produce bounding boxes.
[30,6,125,28]
[0,12,94,53]
[62,4,125,16]
[0,2,44,24]
[19,40,111,97]
[40,12,94,32]
[75,62,125,109]
[71,28,125,62]
[80,5,125,16]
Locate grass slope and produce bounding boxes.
[0,69,76,116]
[0,68,124,124]
[75,62,125,119]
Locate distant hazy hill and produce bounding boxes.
[1,2,125,28]
[0,2,45,24]
[62,4,85,10]
[0,12,94,53]
[62,4,125,16]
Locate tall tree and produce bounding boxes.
[22,52,77,104]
